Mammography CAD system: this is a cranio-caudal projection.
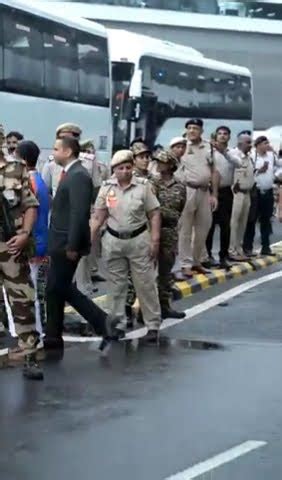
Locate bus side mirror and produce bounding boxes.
[124,98,141,122]
[129,69,142,98]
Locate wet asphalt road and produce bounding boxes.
[1,264,282,479]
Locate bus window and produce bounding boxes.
[43,24,78,101]
[77,32,109,107]
[112,61,134,149]
[3,8,43,95]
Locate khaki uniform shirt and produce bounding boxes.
[95,176,159,232]
[231,148,255,190]
[0,155,39,231]
[175,140,213,186]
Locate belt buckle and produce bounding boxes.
[119,231,130,240]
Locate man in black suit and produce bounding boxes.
[45,137,110,352]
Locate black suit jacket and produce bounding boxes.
[48,161,93,256]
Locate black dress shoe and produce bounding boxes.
[23,353,44,381]
[261,249,276,256]
[161,308,186,319]
[44,337,64,350]
[142,329,159,344]
[219,259,232,271]
[98,337,112,356]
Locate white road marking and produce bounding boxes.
[165,440,267,480]
[64,269,282,343]
[0,348,8,357]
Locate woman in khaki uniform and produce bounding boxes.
[91,150,161,343]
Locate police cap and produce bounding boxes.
[154,150,178,172]
[185,119,204,129]
[169,136,187,148]
[80,139,95,151]
[111,150,133,168]
[56,123,82,138]
[131,142,151,157]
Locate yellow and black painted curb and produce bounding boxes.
[64,250,282,316]
[173,253,282,300]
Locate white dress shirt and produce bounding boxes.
[255,151,282,191]
[214,148,242,187]
[63,158,79,173]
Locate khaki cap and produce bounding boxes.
[169,136,187,148]
[131,142,151,157]
[80,139,95,150]
[111,149,133,168]
[154,150,178,170]
[56,123,82,137]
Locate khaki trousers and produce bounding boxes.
[179,188,212,267]
[102,230,161,330]
[229,192,251,255]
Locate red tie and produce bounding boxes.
[59,170,66,183]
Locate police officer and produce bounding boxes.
[132,142,153,179]
[229,132,254,260]
[42,123,82,197]
[153,151,186,319]
[125,141,153,325]
[176,119,218,276]
[169,137,187,163]
[92,150,161,344]
[0,125,43,380]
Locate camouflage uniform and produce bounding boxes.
[0,127,39,354]
[153,151,186,311]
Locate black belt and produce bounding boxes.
[107,224,147,240]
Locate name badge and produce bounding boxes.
[106,190,118,208]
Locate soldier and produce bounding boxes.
[153,151,187,319]
[92,150,162,344]
[0,125,43,380]
[42,123,82,197]
[176,119,218,276]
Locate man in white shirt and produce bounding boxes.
[247,136,282,255]
[206,126,241,269]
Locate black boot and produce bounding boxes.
[23,353,44,381]
[161,307,186,319]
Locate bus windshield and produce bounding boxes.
[112,61,134,151]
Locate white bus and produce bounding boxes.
[0,0,112,163]
[109,29,253,150]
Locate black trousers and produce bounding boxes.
[244,188,273,252]
[206,186,233,261]
[46,253,108,339]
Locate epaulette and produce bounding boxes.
[135,177,148,185]
[6,155,25,165]
[102,179,114,186]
